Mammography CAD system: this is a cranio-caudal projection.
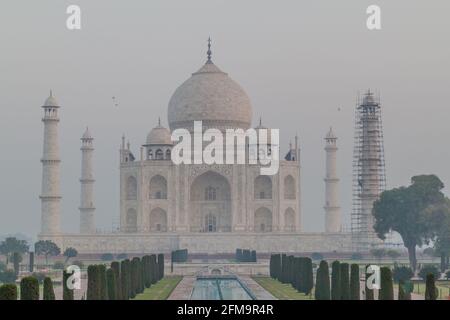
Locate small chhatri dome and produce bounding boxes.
[146,119,173,145]
[82,127,93,140]
[43,90,59,107]
[325,127,336,139]
[168,39,253,132]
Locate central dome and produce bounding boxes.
[168,60,253,132]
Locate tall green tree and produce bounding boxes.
[349,264,360,300]
[106,268,117,300]
[157,254,164,280]
[111,261,122,299]
[314,260,330,300]
[427,199,450,272]
[0,237,28,265]
[20,276,39,300]
[120,259,129,300]
[12,252,22,276]
[63,269,74,300]
[425,273,438,300]
[331,261,341,300]
[379,267,394,300]
[373,175,446,271]
[43,277,55,300]
[87,265,99,300]
[98,264,108,300]
[63,247,78,264]
[340,263,350,300]
[0,284,17,300]
[35,240,61,265]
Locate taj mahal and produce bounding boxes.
[38,41,354,254]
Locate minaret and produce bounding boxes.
[324,127,341,233]
[40,91,61,234]
[79,127,95,234]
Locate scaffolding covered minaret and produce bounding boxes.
[351,90,386,251]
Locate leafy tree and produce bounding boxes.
[418,265,439,280]
[373,175,447,271]
[0,237,29,265]
[63,247,78,264]
[429,200,450,272]
[314,260,330,300]
[43,277,55,300]
[370,248,386,262]
[379,267,394,300]
[331,261,341,300]
[349,264,360,300]
[386,250,401,261]
[35,240,61,265]
[117,253,128,260]
[340,263,350,300]
[422,247,435,258]
[0,270,16,284]
[311,252,324,261]
[0,261,6,272]
[425,273,438,300]
[351,252,363,260]
[0,284,17,300]
[101,253,114,261]
[392,265,414,283]
[445,270,450,280]
[20,276,39,300]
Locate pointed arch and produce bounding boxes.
[284,208,295,231]
[254,175,272,199]
[125,208,137,233]
[149,208,167,232]
[284,175,296,199]
[254,207,272,232]
[149,174,167,199]
[126,176,137,200]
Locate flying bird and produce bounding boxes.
[112,96,119,107]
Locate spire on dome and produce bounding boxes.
[206,37,212,63]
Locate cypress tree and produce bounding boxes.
[315,260,330,300]
[157,253,164,280]
[0,284,17,300]
[138,258,144,293]
[364,265,374,300]
[63,269,74,300]
[87,265,98,300]
[379,267,394,300]
[98,264,108,300]
[349,264,360,300]
[29,252,34,273]
[331,261,341,300]
[293,257,301,291]
[269,254,274,278]
[43,277,55,300]
[151,255,158,284]
[425,273,438,300]
[130,258,139,298]
[251,250,257,263]
[304,257,314,295]
[281,254,288,283]
[120,259,129,300]
[111,261,122,300]
[287,256,294,286]
[340,263,350,300]
[13,252,20,276]
[20,276,39,300]
[106,268,117,300]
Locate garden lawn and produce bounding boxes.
[133,276,182,300]
[252,276,314,300]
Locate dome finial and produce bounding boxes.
[259,116,262,127]
[207,37,212,63]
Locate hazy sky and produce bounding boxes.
[1,0,449,238]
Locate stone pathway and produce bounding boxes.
[168,276,196,300]
[239,276,276,300]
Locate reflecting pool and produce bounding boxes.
[190,276,255,300]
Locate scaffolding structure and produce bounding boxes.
[351,90,386,252]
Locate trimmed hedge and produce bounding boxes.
[43,277,55,300]
[314,260,330,300]
[63,269,74,300]
[157,254,164,280]
[121,259,130,300]
[98,264,108,300]
[425,273,438,300]
[87,265,99,300]
[379,267,394,300]
[20,276,39,300]
[0,284,17,300]
[111,261,122,300]
[340,263,350,300]
[349,264,360,300]
[331,261,341,300]
[106,268,117,300]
